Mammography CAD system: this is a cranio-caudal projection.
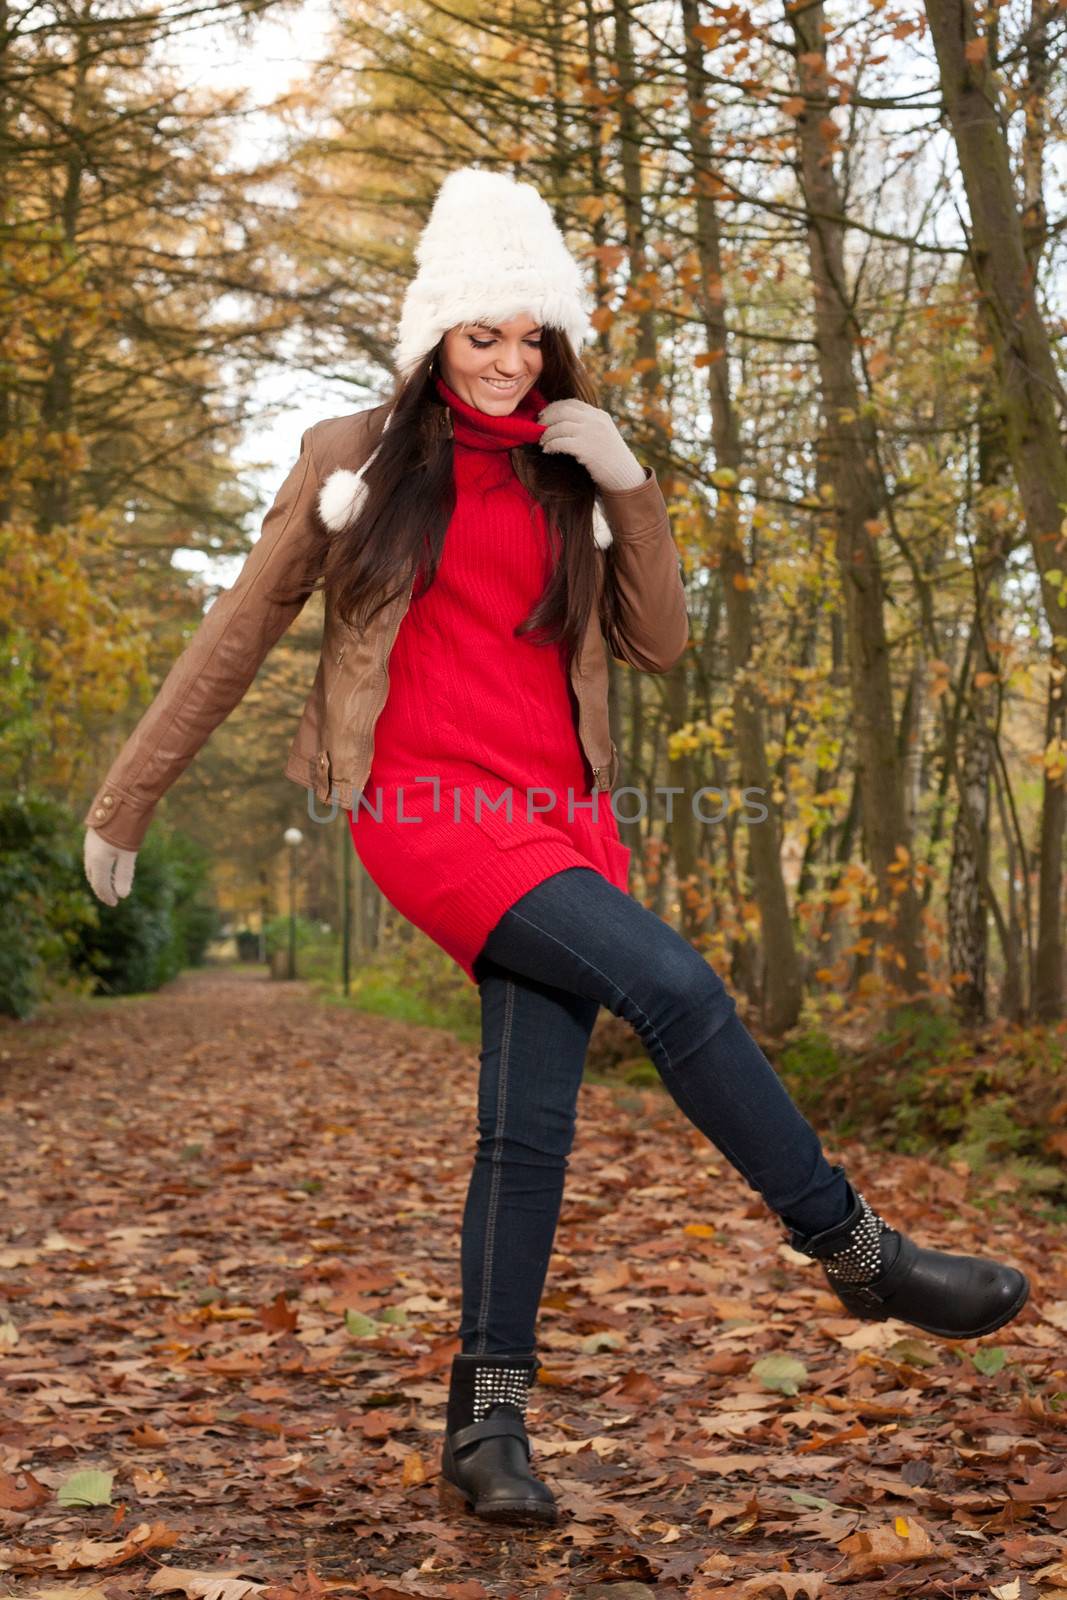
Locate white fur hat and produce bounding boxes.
[317,165,614,548]
[393,165,595,376]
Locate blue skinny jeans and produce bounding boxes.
[458,865,852,1358]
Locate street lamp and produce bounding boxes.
[283,826,303,979]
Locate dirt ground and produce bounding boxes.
[1,967,1065,1600]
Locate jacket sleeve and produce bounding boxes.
[597,467,689,674]
[82,427,323,852]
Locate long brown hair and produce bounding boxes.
[272,326,619,669]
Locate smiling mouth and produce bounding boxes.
[481,377,523,392]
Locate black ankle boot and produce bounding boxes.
[786,1178,1030,1340]
[437,1352,558,1526]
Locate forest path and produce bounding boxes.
[0,967,1061,1598]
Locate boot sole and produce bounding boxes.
[437,1473,559,1526]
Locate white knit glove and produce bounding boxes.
[84,827,138,907]
[537,399,647,493]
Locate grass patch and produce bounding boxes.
[310,928,481,1045]
[774,1006,1067,1205]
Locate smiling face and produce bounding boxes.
[438,314,545,413]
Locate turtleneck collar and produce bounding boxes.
[434,372,548,451]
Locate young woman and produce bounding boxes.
[84,167,1030,1530]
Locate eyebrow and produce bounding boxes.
[468,322,543,335]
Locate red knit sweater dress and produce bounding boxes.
[345,374,631,985]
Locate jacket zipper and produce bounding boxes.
[355,575,416,781]
[571,648,612,793]
[592,740,618,791]
[389,576,417,655]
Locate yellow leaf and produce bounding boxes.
[684,1223,716,1237]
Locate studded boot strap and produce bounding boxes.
[471,1360,535,1424]
[820,1191,891,1286]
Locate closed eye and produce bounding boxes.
[469,336,542,349]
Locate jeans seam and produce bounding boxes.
[503,905,673,1071]
[475,976,514,1356]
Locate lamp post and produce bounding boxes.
[283,826,303,979]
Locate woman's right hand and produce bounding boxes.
[84,827,138,906]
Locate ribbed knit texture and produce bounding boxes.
[346,374,630,986]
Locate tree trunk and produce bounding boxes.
[947,390,1009,1022]
[923,0,1066,1018]
[787,0,928,1007]
[679,0,802,1033]
[612,0,693,935]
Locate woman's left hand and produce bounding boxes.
[537,399,647,494]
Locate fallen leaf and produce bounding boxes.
[56,1470,114,1508]
[257,1292,298,1334]
[148,1566,267,1600]
[838,1514,944,1572]
[750,1353,808,1395]
[0,1469,50,1510]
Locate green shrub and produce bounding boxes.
[167,832,219,967]
[778,1029,840,1090]
[71,822,218,996]
[263,912,320,959]
[1,795,218,1016]
[775,1006,1067,1199]
[873,1004,963,1070]
[0,793,98,1018]
[620,1059,661,1088]
[946,1094,1063,1198]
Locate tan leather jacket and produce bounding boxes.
[82,403,689,852]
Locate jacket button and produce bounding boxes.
[102,794,114,806]
[94,807,106,820]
